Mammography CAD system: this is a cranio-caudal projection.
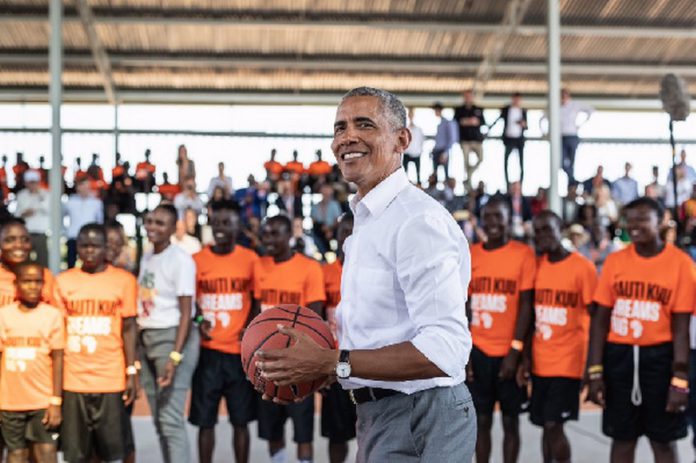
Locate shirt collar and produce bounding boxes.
[350,168,409,218]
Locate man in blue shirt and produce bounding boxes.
[432,102,458,182]
[611,162,639,206]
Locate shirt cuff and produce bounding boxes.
[410,330,468,380]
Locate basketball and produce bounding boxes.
[241,304,335,402]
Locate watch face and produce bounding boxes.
[336,362,351,379]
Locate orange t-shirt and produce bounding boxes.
[253,253,325,312]
[594,243,695,346]
[308,161,332,176]
[469,241,536,357]
[0,266,60,308]
[0,302,64,411]
[193,246,258,355]
[135,162,156,181]
[532,252,597,379]
[56,265,138,393]
[284,161,306,175]
[158,183,181,200]
[264,161,284,176]
[322,260,342,344]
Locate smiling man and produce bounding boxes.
[255,87,475,462]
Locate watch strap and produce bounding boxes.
[339,349,350,364]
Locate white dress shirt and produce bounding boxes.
[15,189,49,233]
[63,194,103,239]
[405,124,424,158]
[337,168,472,394]
[561,100,593,136]
[505,107,523,138]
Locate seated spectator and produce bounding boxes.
[562,181,582,224]
[134,149,156,193]
[239,215,263,254]
[530,187,548,217]
[508,181,532,238]
[15,170,49,266]
[183,207,202,242]
[648,165,666,202]
[157,172,181,202]
[472,181,490,218]
[0,155,9,201]
[444,178,468,212]
[37,155,49,189]
[594,184,619,229]
[206,185,227,212]
[173,177,204,219]
[577,203,598,231]
[665,164,692,209]
[235,175,267,221]
[582,165,611,197]
[64,177,103,268]
[263,148,284,185]
[307,150,332,191]
[310,183,342,254]
[111,152,126,180]
[290,217,319,258]
[13,152,30,193]
[577,222,617,273]
[611,162,639,206]
[171,219,202,255]
[176,144,196,187]
[88,153,105,182]
[105,223,137,274]
[424,174,444,204]
[284,150,305,175]
[207,162,233,199]
[72,157,88,190]
[273,179,303,219]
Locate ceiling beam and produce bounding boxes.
[474,0,534,95]
[1,10,696,39]
[73,0,117,104]
[2,52,694,77]
[0,87,666,110]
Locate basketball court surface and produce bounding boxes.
[126,411,694,463]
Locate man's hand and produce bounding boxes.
[199,319,213,340]
[255,325,338,387]
[43,405,62,429]
[499,350,520,380]
[586,378,606,408]
[122,375,138,406]
[516,357,530,387]
[157,360,176,388]
[666,387,689,413]
[466,362,474,383]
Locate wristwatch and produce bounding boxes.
[336,350,351,379]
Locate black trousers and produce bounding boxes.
[562,135,580,183]
[402,154,421,184]
[503,137,525,187]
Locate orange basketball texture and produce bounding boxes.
[241,304,334,402]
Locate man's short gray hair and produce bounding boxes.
[341,87,407,131]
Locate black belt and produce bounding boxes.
[349,387,401,405]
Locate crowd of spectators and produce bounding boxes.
[2,106,696,273]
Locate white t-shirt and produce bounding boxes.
[137,244,196,329]
[505,106,523,138]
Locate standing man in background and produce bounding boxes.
[431,102,458,181]
[492,93,527,190]
[15,170,49,266]
[454,89,486,192]
[554,88,593,184]
[611,162,640,207]
[402,107,424,185]
[63,177,103,268]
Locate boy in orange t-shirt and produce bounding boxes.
[588,197,694,462]
[467,196,536,463]
[0,262,64,463]
[254,215,325,463]
[320,213,357,463]
[189,201,259,463]
[0,218,59,307]
[527,211,597,463]
[56,224,138,463]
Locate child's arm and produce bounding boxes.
[43,349,63,429]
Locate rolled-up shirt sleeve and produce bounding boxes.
[395,211,472,379]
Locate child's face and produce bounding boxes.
[15,265,44,306]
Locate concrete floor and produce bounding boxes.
[127,410,695,463]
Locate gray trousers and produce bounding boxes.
[356,383,476,463]
[139,326,200,463]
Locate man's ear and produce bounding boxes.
[396,127,412,155]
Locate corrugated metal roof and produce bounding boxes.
[0,0,694,101]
